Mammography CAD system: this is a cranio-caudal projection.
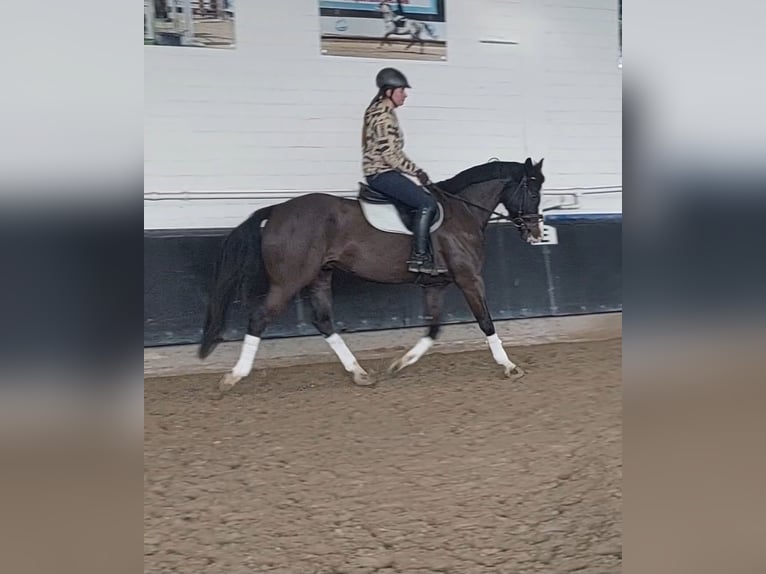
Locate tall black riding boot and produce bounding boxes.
[407,206,445,275]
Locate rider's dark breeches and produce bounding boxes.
[365,170,437,212]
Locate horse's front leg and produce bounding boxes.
[379,31,393,47]
[456,275,525,380]
[388,285,446,374]
[415,32,425,54]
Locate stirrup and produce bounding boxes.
[407,252,430,273]
[407,254,447,275]
[410,263,449,276]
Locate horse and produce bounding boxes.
[199,158,545,392]
[378,3,439,54]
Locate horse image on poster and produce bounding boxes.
[378,1,438,53]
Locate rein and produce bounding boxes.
[428,178,547,229]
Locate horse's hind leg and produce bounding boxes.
[389,285,445,374]
[219,284,295,392]
[309,270,372,386]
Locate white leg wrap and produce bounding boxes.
[401,336,433,367]
[232,335,260,378]
[487,333,516,369]
[326,333,365,374]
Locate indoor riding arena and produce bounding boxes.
[145,1,622,572]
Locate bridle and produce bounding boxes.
[428,176,546,230]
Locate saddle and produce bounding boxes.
[357,182,444,236]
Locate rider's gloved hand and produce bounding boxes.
[415,169,431,187]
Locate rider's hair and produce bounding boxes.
[361,87,394,146]
[368,87,390,107]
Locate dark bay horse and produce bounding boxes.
[199,158,545,391]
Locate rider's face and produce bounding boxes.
[389,87,408,107]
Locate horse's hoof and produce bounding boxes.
[505,365,525,380]
[219,373,242,392]
[387,359,405,374]
[353,370,375,387]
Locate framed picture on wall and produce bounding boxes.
[144,0,236,48]
[319,0,446,61]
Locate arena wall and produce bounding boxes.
[144,0,622,346]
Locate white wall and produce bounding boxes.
[145,0,621,229]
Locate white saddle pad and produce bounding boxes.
[358,200,444,236]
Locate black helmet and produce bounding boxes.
[375,67,411,90]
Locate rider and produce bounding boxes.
[380,0,407,29]
[393,0,406,29]
[362,67,445,275]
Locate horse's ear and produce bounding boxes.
[536,157,544,170]
[524,157,533,170]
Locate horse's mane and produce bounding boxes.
[435,161,522,194]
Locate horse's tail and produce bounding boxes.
[198,206,274,359]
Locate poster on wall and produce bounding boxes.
[144,0,235,48]
[319,0,446,61]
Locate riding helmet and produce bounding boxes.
[375,67,411,90]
